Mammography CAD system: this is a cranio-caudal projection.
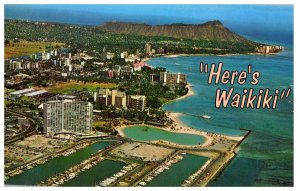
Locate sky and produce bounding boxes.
[4,4,294,44]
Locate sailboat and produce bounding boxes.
[200,115,211,119]
[200,111,211,119]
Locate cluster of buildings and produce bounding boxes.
[42,87,146,135]
[8,87,93,135]
[5,43,161,84]
[102,61,152,79]
[144,43,169,56]
[5,42,187,136]
[5,59,42,71]
[144,43,155,57]
[4,48,93,78]
[42,87,147,135]
[94,88,146,111]
[255,45,284,54]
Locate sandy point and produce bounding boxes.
[162,83,195,108]
[166,112,213,147]
[178,83,195,100]
[167,112,244,142]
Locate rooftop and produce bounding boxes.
[24,90,48,97]
[10,88,35,95]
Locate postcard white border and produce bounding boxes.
[0,1,298,191]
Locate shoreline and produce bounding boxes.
[116,122,213,147]
[116,84,244,147]
[161,83,195,107]
[162,83,243,142]
[142,51,281,61]
[167,112,243,142]
[117,54,246,162]
[176,83,195,100]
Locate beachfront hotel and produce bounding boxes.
[153,72,187,85]
[144,43,152,57]
[43,100,93,135]
[128,95,146,111]
[94,89,127,108]
[94,88,146,110]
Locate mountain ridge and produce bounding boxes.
[99,20,252,43]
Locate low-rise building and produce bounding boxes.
[42,52,51,60]
[17,117,29,127]
[125,54,140,63]
[255,45,284,54]
[120,51,128,59]
[64,58,71,66]
[150,74,160,83]
[13,73,32,83]
[112,65,121,77]
[101,52,114,60]
[121,66,133,75]
[5,60,22,71]
[108,69,113,78]
[132,61,151,71]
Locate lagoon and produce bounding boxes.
[122,125,205,145]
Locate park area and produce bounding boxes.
[5,40,64,59]
[46,81,118,94]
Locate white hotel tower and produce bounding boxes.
[43,100,93,135]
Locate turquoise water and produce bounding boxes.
[148,47,293,186]
[123,125,205,145]
[146,154,208,186]
[209,157,265,186]
[5,141,114,186]
[62,160,125,187]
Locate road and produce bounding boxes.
[5,110,39,145]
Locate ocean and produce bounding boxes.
[147,44,293,186]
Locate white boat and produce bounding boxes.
[139,181,146,186]
[201,115,211,119]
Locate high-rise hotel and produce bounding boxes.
[94,88,146,111]
[43,100,93,135]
